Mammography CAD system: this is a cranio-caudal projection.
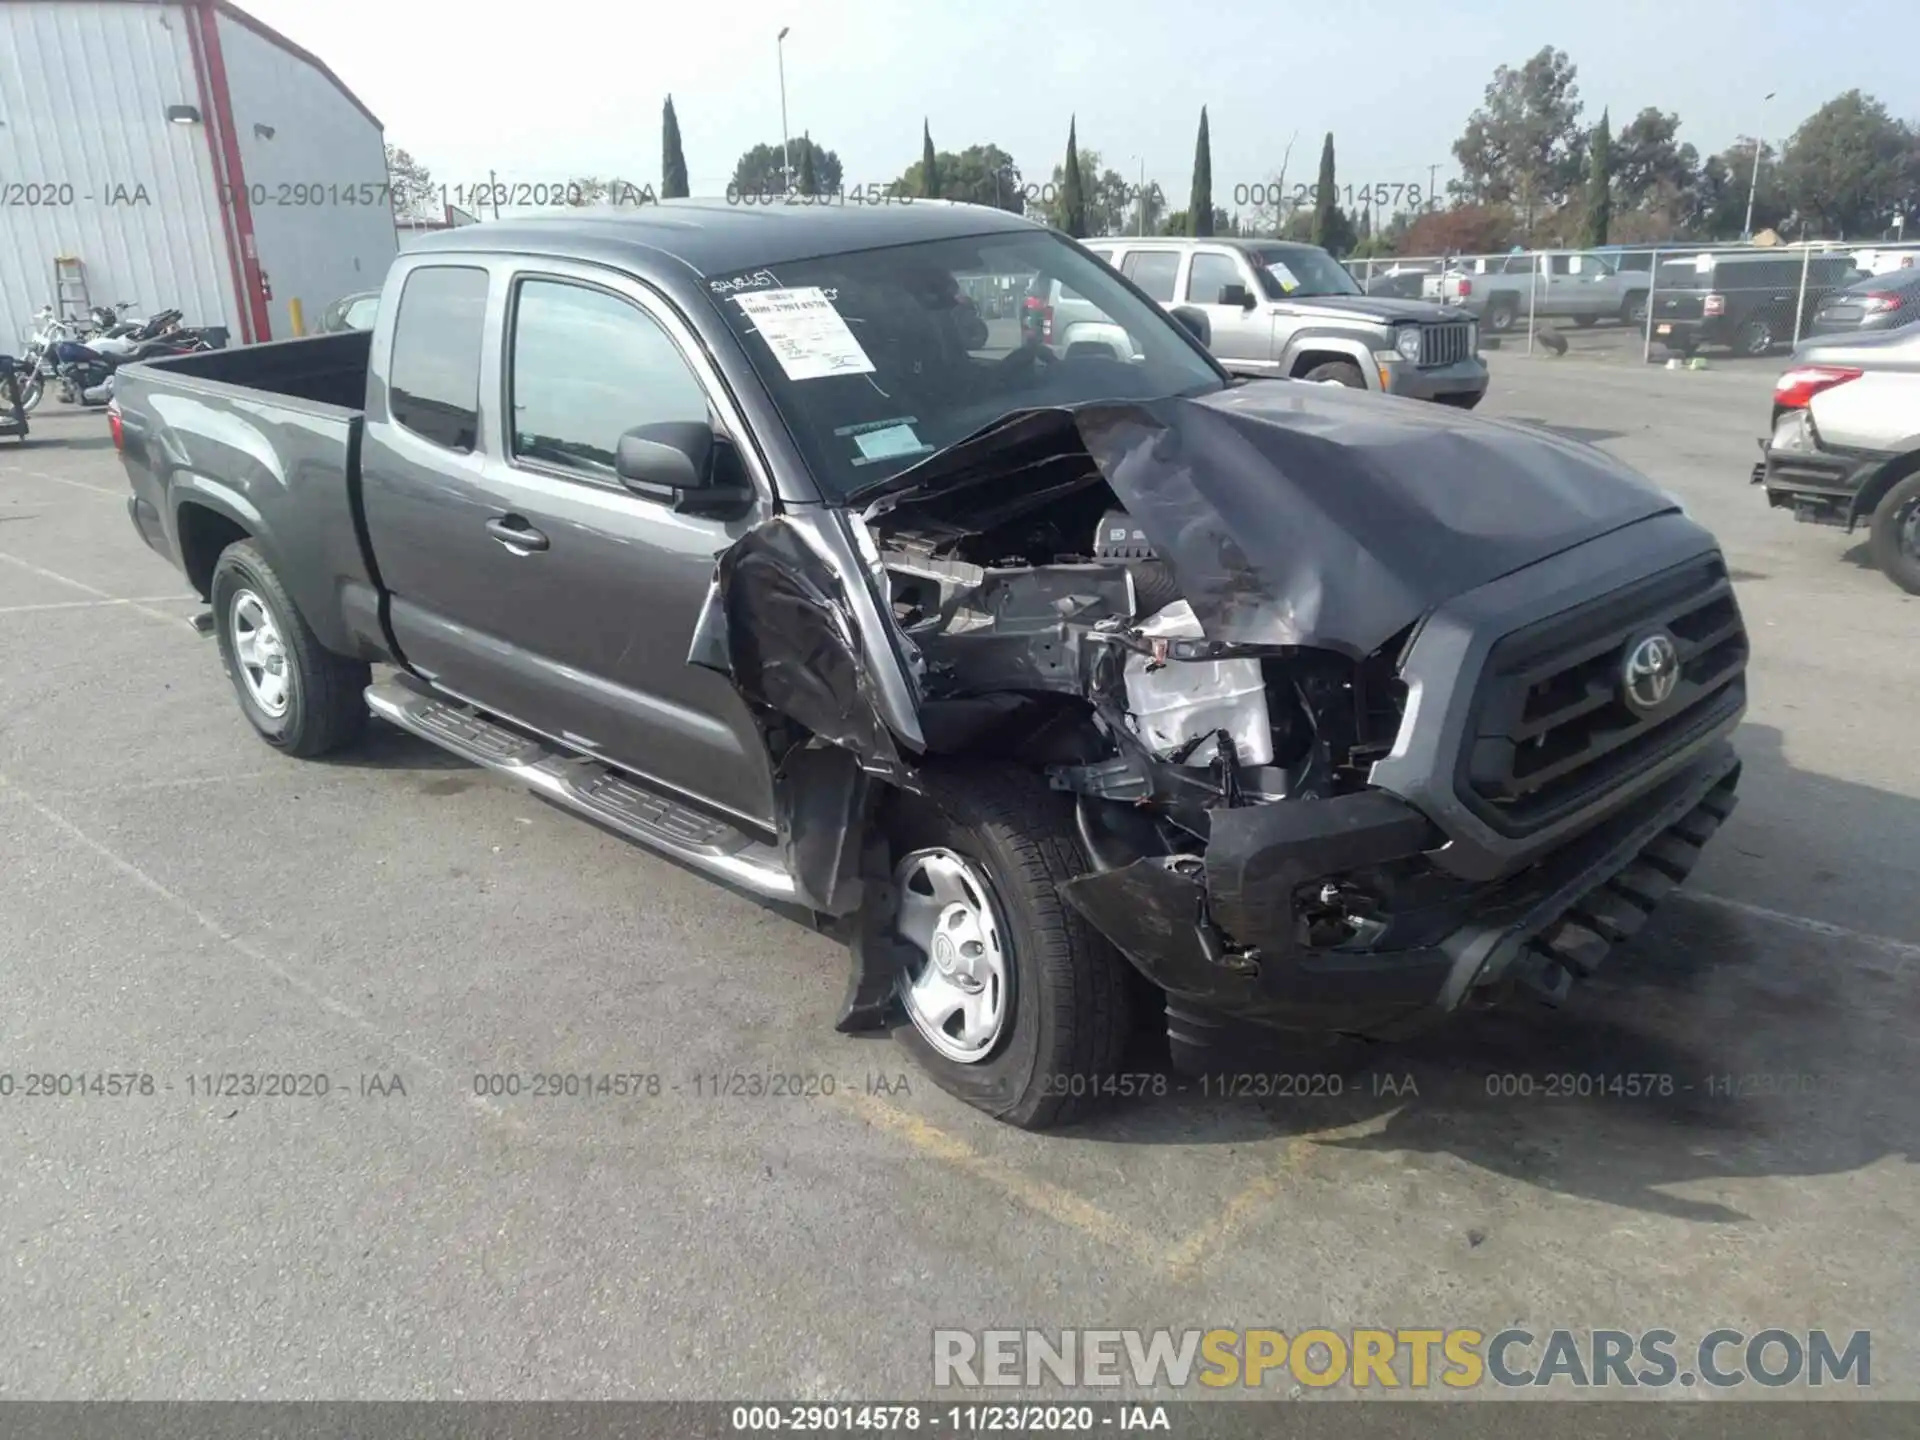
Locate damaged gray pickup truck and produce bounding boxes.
[112,202,1748,1129]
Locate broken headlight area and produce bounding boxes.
[861,464,1432,995]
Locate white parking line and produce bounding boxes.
[1689,891,1920,964]
[5,467,124,498]
[0,549,193,628]
[0,596,196,615]
[0,766,513,1127]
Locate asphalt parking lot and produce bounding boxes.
[2,355,1917,1400]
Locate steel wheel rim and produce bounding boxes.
[1898,497,1920,561]
[230,588,292,718]
[1744,323,1772,355]
[893,848,1011,1064]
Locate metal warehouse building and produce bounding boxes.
[0,0,396,346]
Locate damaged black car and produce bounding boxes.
[114,202,1748,1130]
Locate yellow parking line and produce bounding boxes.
[833,1090,1166,1270]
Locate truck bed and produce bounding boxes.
[134,329,372,412]
[115,328,385,663]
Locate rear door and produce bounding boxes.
[361,255,778,828]
[1181,248,1275,370]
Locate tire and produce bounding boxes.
[882,764,1131,1129]
[17,374,44,414]
[1868,472,1920,596]
[1485,297,1519,333]
[210,539,369,757]
[1300,359,1367,389]
[1620,294,1649,326]
[1573,314,1598,329]
[1735,318,1775,356]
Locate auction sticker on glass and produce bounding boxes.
[732,287,875,380]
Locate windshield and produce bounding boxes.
[709,230,1225,498]
[1251,246,1363,299]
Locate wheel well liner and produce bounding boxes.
[176,501,251,600]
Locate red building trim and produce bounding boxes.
[192,0,273,341]
[182,0,254,343]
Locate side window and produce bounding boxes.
[1186,252,1245,304]
[1123,251,1180,303]
[389,265,489,452]
[1548,254,1575,276]
[508,278,709,477]
[1085,247,1117,268]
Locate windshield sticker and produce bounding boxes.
[1264,261,1301,293]
[848,423,932,467]
[733,287,876,380]
[709,269,779,295]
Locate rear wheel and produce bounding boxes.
[1868,473,1920,596]
[1485,297,1519,333]
[1300,359,1367,389]
[211,540,369,757]
[1735,318,1775,356]
[1620,293,1649,326]
[883,764,1131,1129]
[1573,314,1598,329]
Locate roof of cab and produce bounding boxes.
[406,198,1045,280]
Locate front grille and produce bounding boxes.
[1420,322,1473,367]
[1461,556,1748,835]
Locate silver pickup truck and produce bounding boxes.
[1434,251,1652,335]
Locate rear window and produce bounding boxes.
[389,266,489,452]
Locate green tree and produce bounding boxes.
[921,121,940,199]
[661,97,689,199]
[1060,118,1087,237]
[891,144,1022,211]
[797,133,819,196]
[1311,133,1337,248]
[730,139,842,196]
[1695,140,1786,239]
[1777,90,1917,237]
[1581,109,1612,247]
[385,143,438,220]
[1451,46,1585,228]
[1613,106,1696,211]
[1189,107,1213,237]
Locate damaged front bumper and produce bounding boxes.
[1058,741,1741,1068]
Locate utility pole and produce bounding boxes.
[488,167,500,220]
[1742,91,1776,240]
[1428,163,1439,211]
[777,27,793,193]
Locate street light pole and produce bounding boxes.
[1741,91,1776,241]
[776,27,792,194]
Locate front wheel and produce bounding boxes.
[1868,472,1920,596]
[883,765,1131,1129]
[211,540,370,756]
[16,373,44,413]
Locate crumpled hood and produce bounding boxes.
[866,378,1682,659]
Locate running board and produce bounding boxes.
[364,680,796,902]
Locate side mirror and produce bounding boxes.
[1217,283,1256,310]
[615,421,752,518]
[1168,306,1211,347]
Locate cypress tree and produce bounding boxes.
[1189,107,1213,237]
[661,96,689,199]
[1311,132,1336,248]
[1581,109,1613,248]
[1060,117,1086,238]
[922,121,940,199]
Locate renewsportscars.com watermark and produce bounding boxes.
[933,1328,1872,1391]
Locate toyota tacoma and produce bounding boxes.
[112,201,1747,1129]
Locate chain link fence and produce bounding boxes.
[1344,240,1920,363]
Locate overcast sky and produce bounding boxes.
[244,0,1914,209]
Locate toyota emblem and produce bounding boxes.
[1622,632,1680,713]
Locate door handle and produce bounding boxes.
[485,515,549,551]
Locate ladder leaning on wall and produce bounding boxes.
[54,256,91,322]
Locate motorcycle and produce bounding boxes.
[52,311,222,407]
